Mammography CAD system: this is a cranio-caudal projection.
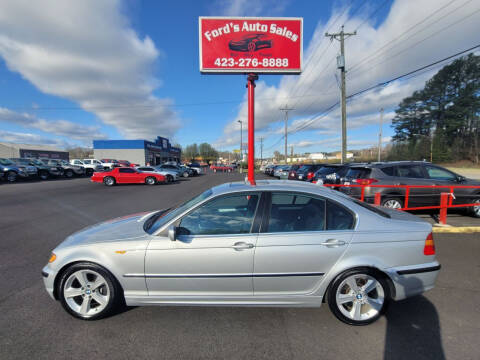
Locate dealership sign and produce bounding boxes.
[199,17,302,74]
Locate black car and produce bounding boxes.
[295,164,324,181]
[11,158,64,180]
[228,34,273,52]
[339,161,480,217]
[311,164,351,185]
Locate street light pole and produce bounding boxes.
[237,120,242,173]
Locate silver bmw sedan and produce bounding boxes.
[42,180,440,325]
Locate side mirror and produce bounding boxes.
[456,175,466,183]
[168,225,176,241]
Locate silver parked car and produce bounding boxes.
[42,180,440,325]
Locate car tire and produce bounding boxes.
[183,171,189,178]
[103,176,115,186]
[166,175,173,183]
[6,171,17,182]
[145,176,156,185]
[86,169,94,177]
[39,170,49,180]
[381,196,403,209]
[58,262,124,320]
[65,169,74,178]
[327,268,390,326]
[469,197,480,218]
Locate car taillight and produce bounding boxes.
[424,232,435,255]
[307,172,314,179]
[354,178,378,185]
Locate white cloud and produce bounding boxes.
[0,130,72,148]
[0,107,107,143]
[211,0,288,16]
[216,0,480,149]
[0,0,180,140]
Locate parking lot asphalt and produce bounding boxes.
[0,173,479,360]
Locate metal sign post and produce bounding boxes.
[247,73,258,185]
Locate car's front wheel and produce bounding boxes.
[182,171,189,178]
[39,170,49,180]
[58,262,123,320]
[145,176,156,185]
[469,197,480,218]
[6,171,17,182]
[64,169,74,178]
[328,268,389,325]
[103,176,115,186]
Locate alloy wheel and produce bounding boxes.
[7,171,17,182]
[63,270,110,318]
[383,199,402,209]
[335,274,385,322]
[473,199,480,217]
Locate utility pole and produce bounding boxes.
[378,108,384,162]
[260,137,264,165]
[280,105,294,164]
[290,145,294,164]
[325,26,356,164]
[237,120,242,173]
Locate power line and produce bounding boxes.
[348,0,468,75]
[354,0,391,31]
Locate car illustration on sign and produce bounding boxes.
[228,34,273,52]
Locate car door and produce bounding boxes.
[392,164,434,207]
[145,192,263,297]
[253,192,355,295]
[424,165,461,205]
[117,168,138,183]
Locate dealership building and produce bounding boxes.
[0,142,69,160]
[93,136,181,166]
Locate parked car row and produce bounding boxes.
[264,161,480,218]
[0,157,86,183]
[90,162,203,186]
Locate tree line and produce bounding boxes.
[389,53,479,163]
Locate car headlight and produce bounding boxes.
[48,253,57,263]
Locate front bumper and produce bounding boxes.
[386,261,441,301]
[42,265,56,300]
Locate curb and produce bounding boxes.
[432,226,480,233]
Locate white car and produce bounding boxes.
[70,159,104,175]
[136,166,178,183]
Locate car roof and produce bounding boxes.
[210,180,344,199]
[348,161,430,169]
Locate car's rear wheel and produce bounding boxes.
[65,169,74,178]
[103,176,115,186]
[328,269,389,326]
[145,176,156,185]
[39,170,49,180]
[182,171,189,178]
[381,196,403,209]
[6,171,17,182]
[58,262,123,320]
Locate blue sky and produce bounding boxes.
[0,0,479,157]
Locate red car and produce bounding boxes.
[91,167,166,186]
[210,164,233,172]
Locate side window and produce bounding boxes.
[267,193,325,233]
[425,166,456,181]
[119,168,135,173]
[396,165,425,178]
[327,200,355,230]
[74,160,82,165]
[178,193,260,235]
[381,166,395,176]
[83,160,91,164]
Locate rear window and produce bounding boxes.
[316,166,338,175]
[380,166,395,176]
[346,167,371,179]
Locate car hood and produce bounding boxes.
[55,211,156,250]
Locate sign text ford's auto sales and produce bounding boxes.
[199,17,303,74]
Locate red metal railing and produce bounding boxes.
[322,183,480,225]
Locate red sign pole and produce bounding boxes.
[247,73,258,185]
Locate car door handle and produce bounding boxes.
[320,239,346,247]
[232,242,254,251]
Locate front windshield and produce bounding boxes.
[0,158,14,165]
[144,189,213,234]
[46,159,59,165]
[31,159,44,166]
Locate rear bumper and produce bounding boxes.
[385,261,441,301]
